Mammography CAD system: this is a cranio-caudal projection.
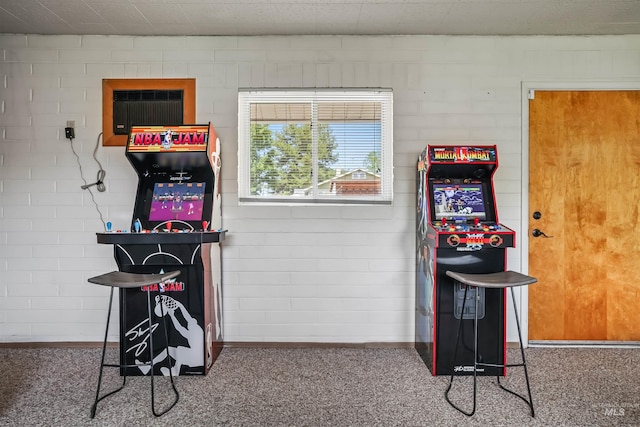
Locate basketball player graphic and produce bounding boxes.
[136,294,204,376]
[162,129,173,149]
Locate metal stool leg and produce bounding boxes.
[91,287,126,418]
[472,284,479,414]
[445,283,477,416]
[147,289,179,416]
[495,287,535,416]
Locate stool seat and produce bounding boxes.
[89,270,181,289]
[446,270,537,289]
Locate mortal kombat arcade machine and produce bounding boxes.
[97,123,226,376]
[416,145,515,376]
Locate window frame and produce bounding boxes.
[238,89,393,205]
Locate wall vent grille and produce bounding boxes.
[113,90,184,135]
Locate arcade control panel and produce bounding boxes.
[96,222,227,245]
[433,217,506,233]
[427,217,514,251]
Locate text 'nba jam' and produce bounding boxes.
[132,131,207,146]
[141,280,185,292]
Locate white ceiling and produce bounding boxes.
[1,0,639,37]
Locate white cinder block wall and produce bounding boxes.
[1,35,639,343]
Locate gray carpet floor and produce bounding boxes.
[0,346,638,426]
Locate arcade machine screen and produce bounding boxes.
[149,182,206,222]
[432,183,486,221]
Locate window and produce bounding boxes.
[352,171,366,180]
[238,89,393,204]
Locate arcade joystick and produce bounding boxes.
[202,221,209,231]
[441,217,447,227]
[474,218,480,227]
[166,221,172,232]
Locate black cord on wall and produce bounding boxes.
[67,131,108,231]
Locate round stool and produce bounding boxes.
[444,270,537,417]
[88,270,181,418]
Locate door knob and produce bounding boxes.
[532,228,553,238]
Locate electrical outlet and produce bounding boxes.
[65,120,75,139]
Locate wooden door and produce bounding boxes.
[528,90,640,341]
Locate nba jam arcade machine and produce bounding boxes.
[97,123,226,376]
[416,145,515,376]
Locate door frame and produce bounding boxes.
[519,81,640,345]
